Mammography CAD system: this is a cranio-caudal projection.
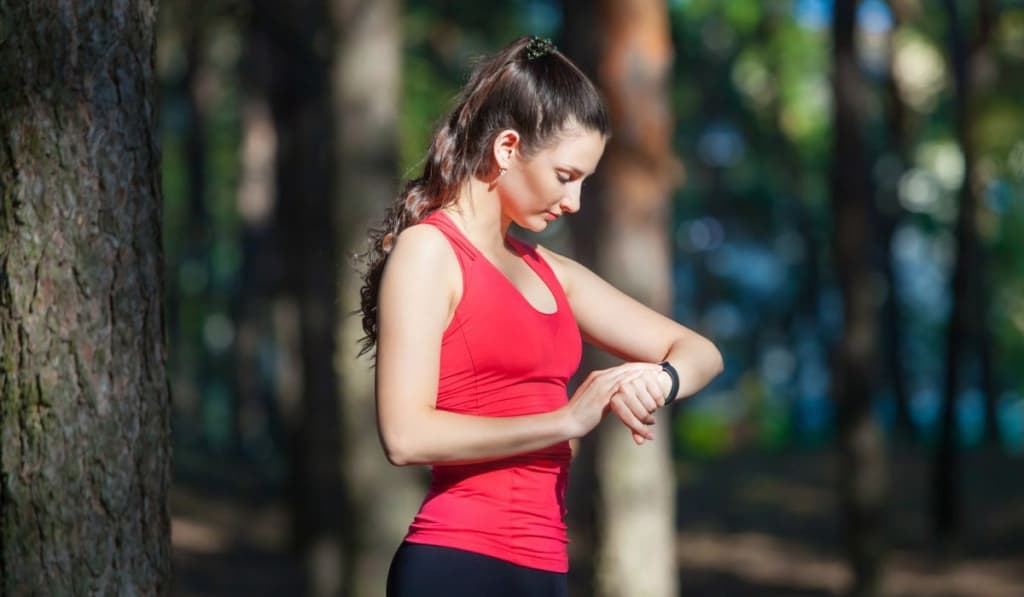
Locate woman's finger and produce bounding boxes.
[609,395,654,440]
[616,380,657,423]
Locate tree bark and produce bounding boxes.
[330,1,424,595]
[0,1,171,594]
[563,2,681,596]
[830,2,887,595]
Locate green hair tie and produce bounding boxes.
[525,36,555,60]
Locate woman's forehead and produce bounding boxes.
[544,127,606,169]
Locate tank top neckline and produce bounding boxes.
[431,209,561,318]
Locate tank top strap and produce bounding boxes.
[420,210,478,270]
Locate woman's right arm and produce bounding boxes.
[374,224,651,466]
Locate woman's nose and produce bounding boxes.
[559,190,581,214]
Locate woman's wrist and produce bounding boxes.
[555,404,584,441]
[657,370,673,398]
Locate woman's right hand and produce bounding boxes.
[563,363,664,443]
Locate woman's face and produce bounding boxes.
[497,124,607,231]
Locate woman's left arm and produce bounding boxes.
[539,246,724,403]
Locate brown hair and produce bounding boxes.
[356,36,609,356]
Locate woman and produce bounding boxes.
[358,36,723,597]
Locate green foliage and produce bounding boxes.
[977,97,1024,155]
[723,0,761,36]
[675,409,734,458]
[400,50,459,177]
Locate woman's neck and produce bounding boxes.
[442,177,513,254]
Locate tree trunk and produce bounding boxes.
[879,0,914,436]
[0,1,171,594]
[249,0,346,594]
[934,0,998,548]
[182,0,209,251]
[178,1,235,450]
[830,2,887,595]
[235,2,289,474]
[972,0,1001,453]
[558,10,603,590]
[330,1,424,595]
[563,2,681,596]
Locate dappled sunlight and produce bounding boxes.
[170,485,302,596]
[678,530,849,595]
[170,485,291,553]
[172,518,232,555]
[676,445,1024,595]
[892,30,947,112]
[678,530,1024,597]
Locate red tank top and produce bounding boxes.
[403,210,583,572]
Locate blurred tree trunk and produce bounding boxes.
[830,2,887,595]
[183,0,210,254]
[178,1,238,449]
[563,2,681,596]
[235,0,289,475]
[0,1,171,594]
[160,0,206,428]
[970,3,1001,453]
[330,1,424,595]
[560,11,603,593]
[934,0,998,548]
[251,0,346,594]
[879,0,914,435]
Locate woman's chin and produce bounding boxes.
[515,215,550,232]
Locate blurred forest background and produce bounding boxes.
[156,0,1024,595]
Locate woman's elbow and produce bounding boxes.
[383,445,412,467]
[380,428,429,467]
[380,435,414,467]
[701,338,725,380]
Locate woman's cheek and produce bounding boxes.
[525,169,557,203]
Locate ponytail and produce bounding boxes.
[355,36,608,356]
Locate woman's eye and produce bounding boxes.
[557,173,572,184]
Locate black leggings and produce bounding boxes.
[386,542,568,597]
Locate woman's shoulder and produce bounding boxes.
[385,223,460,282]
[391,220,458,257]
[379,224,463,322]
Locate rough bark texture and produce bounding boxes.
[331,1,424,595]
[0,1,171,595]
[830,2,887,595]
[564,2,680,596]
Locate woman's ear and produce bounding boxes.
[492,129,521,171]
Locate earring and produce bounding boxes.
[499,168,507,177]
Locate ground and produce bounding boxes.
[172,443,1024,596]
